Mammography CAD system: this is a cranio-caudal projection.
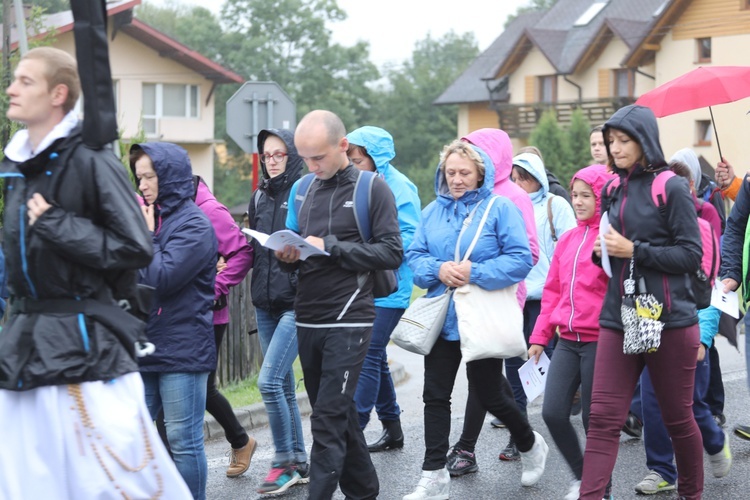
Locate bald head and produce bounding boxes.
[297,110,346,146]
[295,110,350,180]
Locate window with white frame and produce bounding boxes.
[142,83,200,136]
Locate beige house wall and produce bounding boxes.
[652,30,750,171]
[54,29,216,188]
[508,47,556,104]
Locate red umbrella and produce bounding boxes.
[635,66,750,158]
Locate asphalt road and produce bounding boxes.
[205,335,750,499]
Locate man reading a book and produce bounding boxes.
[275,110,402,500]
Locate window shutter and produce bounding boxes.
[525,76,536,103]
[598,69,610,98]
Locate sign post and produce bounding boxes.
[226,82,296,191]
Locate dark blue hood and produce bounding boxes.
[132,142,195,216]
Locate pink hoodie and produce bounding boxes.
[529,165,613,345]
[462,128,539,305]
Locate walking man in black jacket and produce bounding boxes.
[0,47,190,499]
[276,110,402,499]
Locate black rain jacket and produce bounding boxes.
[0,125,153,390]
[248,129,304,315]
[599,105,702,330]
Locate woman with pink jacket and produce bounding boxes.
[528,164,613,500]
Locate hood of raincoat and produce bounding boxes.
[670,147,702,187]
[461,128,514,188]
[602,105,666,173]
[512,152,548,200]
[131,142,194,217]
[257,128,305,196]
[570,164,616,227]
[346,126,395,175]
[434,144,495,206]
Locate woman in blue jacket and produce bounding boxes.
[403,139,547,500]
[347,126,421,452]
[131,142,218,500]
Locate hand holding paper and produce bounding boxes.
[711,278,739,318]
[242,228,330,260]
[518,352,550,403]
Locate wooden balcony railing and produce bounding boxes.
[490,97,637,138]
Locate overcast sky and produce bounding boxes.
[146,0,530,68]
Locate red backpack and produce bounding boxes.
[606,171,718,309]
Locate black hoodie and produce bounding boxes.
[248,129,304,314]
[599,105,702,330]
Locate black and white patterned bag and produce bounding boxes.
[621,258,664,354]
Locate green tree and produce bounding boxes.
[372,32,479,207]
[220,0,379,133]
[528,108,572,184]
[136,2,227,62]
[567,107,592,171]
[0,0,68,16]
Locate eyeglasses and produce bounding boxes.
[260,152,288,164]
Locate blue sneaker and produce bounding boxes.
[257,463,301,495]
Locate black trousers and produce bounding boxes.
[423,337,534,470]
[206,324,249,449]
[705,344,725,415]
[298,326,378,500]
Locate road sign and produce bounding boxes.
[226,81,296,154]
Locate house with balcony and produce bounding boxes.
[2,0,243,188]
[437,0,750,168]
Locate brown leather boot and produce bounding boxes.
[227,437,257,477]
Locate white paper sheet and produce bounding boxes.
[242,228,330,260]
[711,278,740,319]
[599,211,612,278]
[518,352,551,403]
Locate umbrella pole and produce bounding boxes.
[709,106,724,160]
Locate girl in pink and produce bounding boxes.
[528,164,614,500]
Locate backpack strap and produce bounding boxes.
[601,177,620,215]
[546,194,557,243]
[293,170,377,243]
[353,170,377,242]
[651,170,675,208]
[293,173,316,219]
[605,177,621,198]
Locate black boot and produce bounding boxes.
[367,419,404,452]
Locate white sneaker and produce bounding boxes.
[403,468,450,500]
[520,431,549,487]
[708,430,732,478]
[564,479,581,500]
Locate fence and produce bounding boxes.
[215,274,264,387]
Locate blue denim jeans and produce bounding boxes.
[256,308,307,465]
[640,353,724,485]
[354,306,404,428]
[141,371,209,500]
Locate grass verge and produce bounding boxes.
[221,357,305,409]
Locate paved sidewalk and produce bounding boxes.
[204,360,408,441]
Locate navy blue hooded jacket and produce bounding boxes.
[133,143,218,373]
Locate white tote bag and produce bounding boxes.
[453,196,526,362]
[454,283,525,362]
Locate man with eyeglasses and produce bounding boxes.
[275,110,402,499]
